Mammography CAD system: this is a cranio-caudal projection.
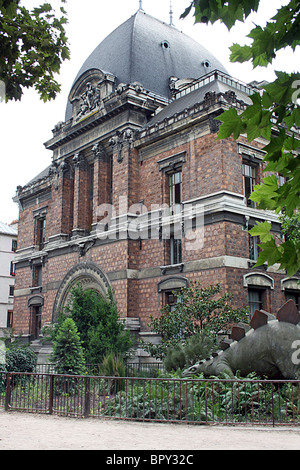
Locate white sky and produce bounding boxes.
[0,0,298,224]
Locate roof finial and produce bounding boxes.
[169,1,174,26]
[139,0,143,10]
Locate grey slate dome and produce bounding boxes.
[65,9,228,121]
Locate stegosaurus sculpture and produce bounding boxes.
[182,300,300,380]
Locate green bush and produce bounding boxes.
[51,317,86,376]
[51,317,86,396]
[144,281,249,360]
[99,352,126,394]
[104,370,300,424]
[99,352,126,378]
[164,331,217,372]
[5,346,37,373]
[65,285,134,364]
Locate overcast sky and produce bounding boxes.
[0,0,298,225]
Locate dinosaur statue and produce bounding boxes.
[182,300,300,380]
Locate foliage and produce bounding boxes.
[99,352,126,394]
[280,212,300,244]
[0,0,70,101]
[5,346,37,373]
[143,281,248,359]
[164,331,217,372]
[51,317,86,376]
[65,285,134,364]
[99,352,126,378]
[104,369,299,424]
[182,0,300,276]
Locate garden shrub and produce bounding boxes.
[65,285,134,364]
[51,317,86,376]
[51,317,86,395]
[164,331,217,372]
[144,281,248,360]
[99,352,126,394]
[5,346,37,373]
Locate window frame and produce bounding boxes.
[242,161,257,208]
[248,288,263,319]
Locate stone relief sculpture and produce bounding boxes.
[76,82,101,121]
[182,300,300,380]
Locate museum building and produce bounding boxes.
[12,8,300,358]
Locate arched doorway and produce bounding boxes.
[52,261,111,322]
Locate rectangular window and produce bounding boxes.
[11,239,17,252]
[285,291,300,310]
[89,163,94,232]
[243,162,256,207]
[169,171,182,215]
[249,234,258,261]
[170,235,182,265]
[9,285,14,297]
[248,289,263,319]
[32,265,42,288]
[10,261,15,276]
[7,310,13,328]
[36,217,46,250]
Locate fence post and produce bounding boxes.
[271,382,275,427]
[49,375,54,414]
[84,376,90,418]
[5,373,11,411]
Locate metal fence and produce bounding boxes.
[1,371,299,426]
[35,362,164,376]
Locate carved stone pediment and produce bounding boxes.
[68,69,115,124]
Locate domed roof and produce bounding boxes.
[65,10,228,121]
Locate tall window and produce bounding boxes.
[169,171,182,215]
[32,265,42,288]
[7,310,13,328]
[170,235,182,265]
[243,162,256,207]
[248,288,263,318]
[89,163,94,232]
[36,217,46,250]
[249,234,259,261]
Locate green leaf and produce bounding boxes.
[254,238,282,268]
[215,108,244,140]
[249,221,272,243]
[249,175,279,211]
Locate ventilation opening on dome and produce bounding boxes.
[202,60,211,68]
[161,40,170,49]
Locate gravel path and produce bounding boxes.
[0,410,300,450]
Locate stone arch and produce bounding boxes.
[52,261,111,322]
[243,272,274,290]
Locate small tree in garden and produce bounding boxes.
[65,285,134,364]
[51,317,85,376]
[144,281,248,360]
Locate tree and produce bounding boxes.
[51,317,86,375]
[65,285,134,364]
[144,281,248,359]
[0,0,69,102]
[181,0,300,275]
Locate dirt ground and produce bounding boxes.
[0,410,300,451]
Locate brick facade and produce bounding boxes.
[12,15,299,354]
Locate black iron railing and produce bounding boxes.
[1,371,299,426]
